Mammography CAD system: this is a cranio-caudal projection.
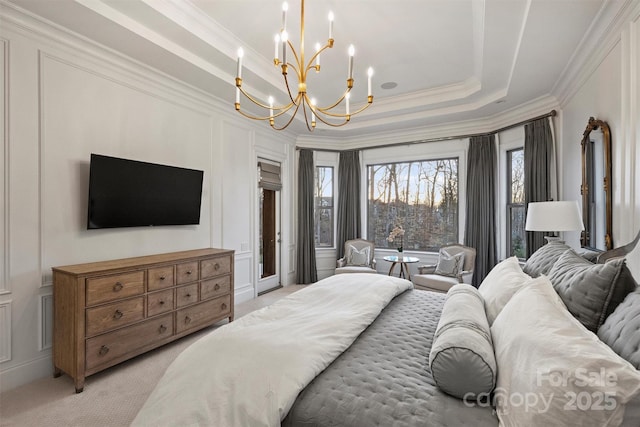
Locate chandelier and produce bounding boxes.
[234,0,374,131]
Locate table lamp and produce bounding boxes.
[525,201,585,243]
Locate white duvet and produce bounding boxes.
[132,273,412,427]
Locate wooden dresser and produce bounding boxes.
[52,248,234,392]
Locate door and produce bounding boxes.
[257,162,281,294]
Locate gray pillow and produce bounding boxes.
[429,284,496,400]
[598,289,640,370]
[435,250,465,277]
[347,245,369,266]
[522,241,571,277]
[547,250,637,332]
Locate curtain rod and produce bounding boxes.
[296,109,557,153]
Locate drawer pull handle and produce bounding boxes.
[214,284,220,291]
[221,303,227,310]
[185,293,191,298]
[184,316,191,324]
[159,300,165,305]
[214,263,220,271]
[99,345,109,356]
[113,282,123,292]
[113,310,123,320]
[186,270,193,275]
[159,276,166,281]
[159,324,167,334]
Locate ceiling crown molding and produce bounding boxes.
[553,0,634,106]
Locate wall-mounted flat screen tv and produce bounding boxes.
[87,154,204,229]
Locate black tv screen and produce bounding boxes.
[87,154,204,229]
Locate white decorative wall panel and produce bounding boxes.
[316,250,337,281]
[221,121,253,256]
[0,301,11,363]
[233,253,254,304]
[39,293,53,351]
[0,38,8,295]
[38,52,213,282]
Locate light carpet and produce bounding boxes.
[0,285,304,427]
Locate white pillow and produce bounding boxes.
[478,256,532,324]
[347,245,369,266]
[435,250,465,277]
[490,276,640,427]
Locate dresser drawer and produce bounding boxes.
[200,276,231,301]
[85,314,173,371]
[148,266,174,291]
[86,271,144,306]
[85,297,145,337]
[201,256,231,278]
[148,289,174,317]
[176,295,231,334]
[176,283,198,308]
[176,261,198,284]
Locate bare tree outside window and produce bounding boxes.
[314,166,334,247]
[367,158,458,251]
[507,149,526,258]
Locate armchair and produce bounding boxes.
[413,244,476,293]
[335,239,378,274]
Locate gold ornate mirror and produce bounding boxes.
[581,117,612,250]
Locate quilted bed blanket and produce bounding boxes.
[132,273,413,427]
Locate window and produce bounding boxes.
[314,166,334,247]
[507,148,526,258]
[367,158,458,251]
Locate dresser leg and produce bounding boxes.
[75,378,85,393]
[53,367,62,378]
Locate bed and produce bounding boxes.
[133,242,640,427]
[282,287,498,427]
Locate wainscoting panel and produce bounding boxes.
[220,121,253,264]
[0,300,11,363]
[37,51,213,284]
[288,244,295,276]
[234,252,254,304]
[316,250,337,281]
[0,38,8,295]
[39,293,53,351]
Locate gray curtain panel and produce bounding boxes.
[296,149,317,284]
[336,150,362,259]
[524,118,554,257]
[465,135,497,287]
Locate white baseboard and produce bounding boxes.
[234,284,254,304]
[0,354,53,393]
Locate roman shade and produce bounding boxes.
[258,161,282,191]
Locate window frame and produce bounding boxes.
[506,147,525,259]
[365,156,460,252]
[313,165,335,249]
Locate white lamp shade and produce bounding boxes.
[525,201,585,232]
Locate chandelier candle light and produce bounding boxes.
[234,0,374,131]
